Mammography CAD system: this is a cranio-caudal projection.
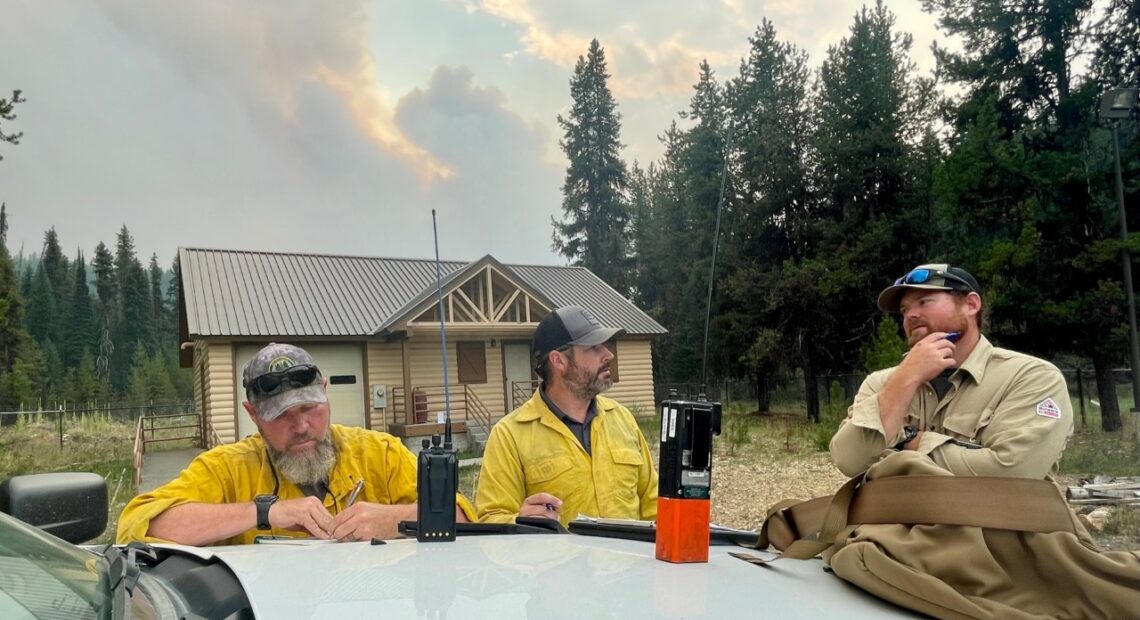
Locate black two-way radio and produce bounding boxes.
[416,209,459,542]
[417,430,458,541]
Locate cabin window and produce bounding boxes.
[457,342,487,384]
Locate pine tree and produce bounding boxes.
[0,204,36,412]
[0,90,23,162]
[722,20,814,406]
[554,39,633,295]
[111,226,152,392]
[65,251,95,370]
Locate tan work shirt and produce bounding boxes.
[831,335,1074,479]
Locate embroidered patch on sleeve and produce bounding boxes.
[1036,398,1061,419]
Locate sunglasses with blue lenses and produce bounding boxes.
[244,364,320,397]
[895,267,973,290]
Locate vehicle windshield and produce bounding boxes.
[0,512,109,620]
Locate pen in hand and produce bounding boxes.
[346,479,365,507]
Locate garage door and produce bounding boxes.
[235,343,366,440]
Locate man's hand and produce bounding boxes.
[269,496,335,539]
[518,492,562,521]
[897,332,958,384]
[877,332,957,440]
[328,503,416,541]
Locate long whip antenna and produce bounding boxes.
[431,209,453,448]
[700,125,733,391]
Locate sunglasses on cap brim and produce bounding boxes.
[895,267,973,290]
[243,364,320,397]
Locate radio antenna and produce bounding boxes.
[431,209,453,449]
[700,125,733,391]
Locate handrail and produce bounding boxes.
[511,380,540,410]
[132,416,145,491]
[464,385,493,437]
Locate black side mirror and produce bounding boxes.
[0,473,108,543]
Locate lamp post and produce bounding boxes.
[1100,87,1140,415]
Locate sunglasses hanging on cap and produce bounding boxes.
[244,364,320,397]
[895,267,973,290]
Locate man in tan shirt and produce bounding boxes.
[830,263,1074,479]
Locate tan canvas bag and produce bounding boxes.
[737,451,1140,619]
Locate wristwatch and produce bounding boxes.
[893,425,919,450]
[255,494,277,530]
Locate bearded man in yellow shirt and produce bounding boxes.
[118,343,473,546]
[476,306,658,526]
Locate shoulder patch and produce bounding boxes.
[1036,398,1062,419]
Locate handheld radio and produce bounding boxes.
[416,208,459,542]
[655,394,721,563]
[416,428,458,541]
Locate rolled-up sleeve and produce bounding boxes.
[116,453,235,544]
[830,370,895,477]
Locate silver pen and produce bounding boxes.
[346,479,365,507]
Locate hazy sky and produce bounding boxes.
[0,0,940,268]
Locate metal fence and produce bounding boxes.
[659,369,1136,429]
[0,401,195,448]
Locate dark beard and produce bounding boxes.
[566,360,613,400]
[267,434,336,486]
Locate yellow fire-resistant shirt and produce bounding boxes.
[117,424,476,545]
[476,390,658,527]
[830,335,1074,479]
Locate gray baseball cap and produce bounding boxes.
[532,305,624,362]
[242,343,327,421]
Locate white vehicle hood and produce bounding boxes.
[162,534,916,619]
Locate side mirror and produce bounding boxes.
[0,473,108,543]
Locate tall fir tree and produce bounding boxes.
[722,19,815,412]
[65,251,95,370]
[553,39,633,295]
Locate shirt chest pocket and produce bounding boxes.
[523,453,576,486]
[606,447,644,497]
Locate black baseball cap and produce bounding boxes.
[533,306,624,363]
[877,263,981,312]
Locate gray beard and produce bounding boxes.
[268,435,336,486]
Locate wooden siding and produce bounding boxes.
[366,340,404,431]
[604,338,656,415]
[195,341,238,443]
[404,336,508,424]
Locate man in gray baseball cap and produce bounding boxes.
[476,305,658,526]
[119,342,475,546]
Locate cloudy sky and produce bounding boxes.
[0,0,939,268]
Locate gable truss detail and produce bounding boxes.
[409,266,550,326]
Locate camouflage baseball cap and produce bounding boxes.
[242,343,327,421]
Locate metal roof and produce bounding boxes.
[179,247,666,338]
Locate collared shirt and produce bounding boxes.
[117,424,477,545]
[830,335,1074,480]
[539,383,598,455]
[476,390,658,527]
